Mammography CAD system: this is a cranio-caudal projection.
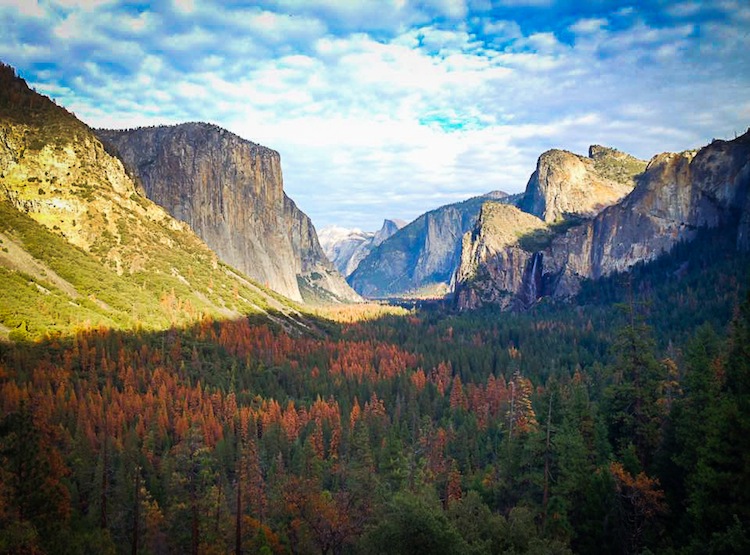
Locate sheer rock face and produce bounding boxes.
[454,203,546,310]
[348,192,512,298]
[549,133,750,282]
[518,147,642,223]
[319,219,406,278]
[97,124,360,303]
[0,65,307,333]
[349,143,642,301]
[373,218,405,246]
[455,132,750,309]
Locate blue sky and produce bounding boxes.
[1,1,749,231]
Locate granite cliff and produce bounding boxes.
[97,124,360,304]
[348,192,512,298]
[0,63,305,339]
[455,203,548,309]
[518,146,643,222]
[349,145,642,300]
[319,218,406,277]
[456,131,750,309]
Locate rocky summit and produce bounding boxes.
[518,146,644,223]
[455,132,750,309]
[319,218,406,277]
[348,145,644,302]
[97,124,360,304]
[348,192,513,298]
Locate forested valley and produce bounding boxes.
[2,226,749,555]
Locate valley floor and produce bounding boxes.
[1,227,749,555]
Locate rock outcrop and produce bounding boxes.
[319,218,406,277]
[350,144,642,301]
[518,146,643,222]
[373,218,406,246]
[348,192,512,298]
[455,131,750,309]
[319,227,373,277]
[455,203,547,309]
[97,124,360,304]
[0,63,306,338]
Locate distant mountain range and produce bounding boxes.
[319,218,406,277]
[347,136,749,311]
[455,132,750,309]
[347,191,515,298]
[345,145,646,300]
[2,59,748,331]
[0,63,341,340]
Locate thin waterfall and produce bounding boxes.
[522,252,543,307]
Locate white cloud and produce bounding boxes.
[482,19,522,42]
[50,0,114,10]
[172,0,196,15]
[497,0,552,6]
[424,0,468,19]
[569,17,608,35]
[0,0,46,17]
[666,2,703,18]
[53,12,83,39]
[1,1,748,230]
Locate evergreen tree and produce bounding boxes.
[683,292,750,551]
[605,307,666,473]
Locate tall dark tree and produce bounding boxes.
[605,306,667,473]
[360,492,470,555]
[0,402,71,554]
[682,293,750,551]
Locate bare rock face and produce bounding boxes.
[319,226,373,277]
[518,147,643,222]
[373,218,406,246]
[350,145,641,301]
[455,131,750,309]
[348,192,511,298]
[739,192,750,251]
[455,203,546,309]
[97,124,360,303]
[0,63,307,335]
[553,132,750,285]
[284,195,362,303]
[319,218,406,278]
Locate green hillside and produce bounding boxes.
[0,63,304,341]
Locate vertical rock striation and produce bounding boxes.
[319,219,406,278]
[455,131,750,309]
[454,203,547,309]
[348,192,512,298]
[350,144,641,301]
[0,63,307,334]
[97,123,360,303]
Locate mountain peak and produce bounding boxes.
[373,218,406,246]
[483,190,509,199]
[519,146,643,223]
[321,218,406,278]
[96,123,360,304]
[0,67,307,338]
[455,131,750,310]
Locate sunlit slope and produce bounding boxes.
[0,63,304,340]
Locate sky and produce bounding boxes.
[1,1,749,231]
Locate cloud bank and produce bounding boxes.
[1,0,749,230]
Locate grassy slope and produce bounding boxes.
[0,64,305,341]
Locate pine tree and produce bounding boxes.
[605,308,666,473]
[684,292,750,549]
